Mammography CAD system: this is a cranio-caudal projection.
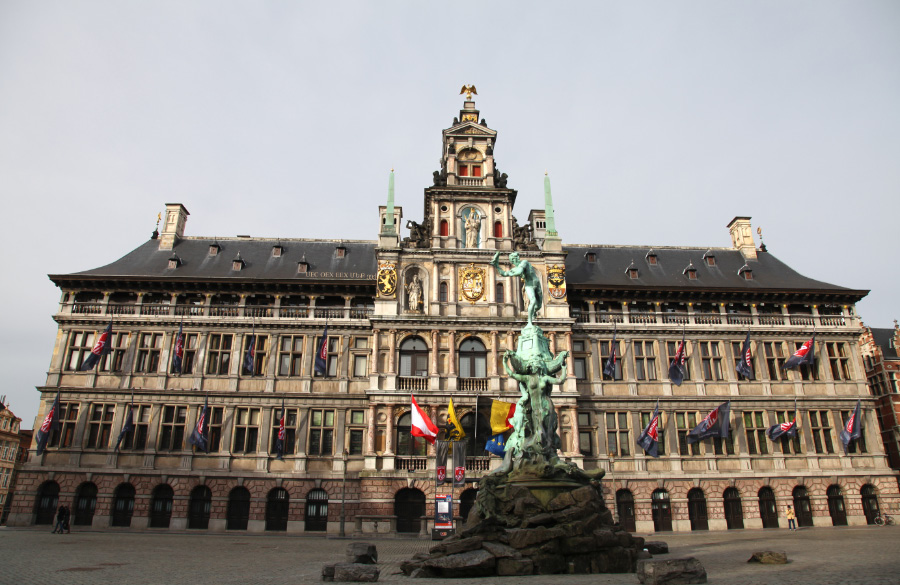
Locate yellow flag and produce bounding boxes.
[448,398,466,440]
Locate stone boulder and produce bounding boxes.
[423,549,497,578]
[346,543,378,564]
[637,557,707,585]
[322,563,380,582]
[645,541,669,555]
[747,551,788,564]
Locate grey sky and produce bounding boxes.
[1,1,898,426]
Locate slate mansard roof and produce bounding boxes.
[871,328,899,360]
[51,237,377,284]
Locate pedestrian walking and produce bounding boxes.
[62,505,71,534]
[52,505,65,534]
[786,505,797,531]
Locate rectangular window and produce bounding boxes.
[348,409,366,455]
[573,357,587,380]
[352,337,369,378]
[763,342,786,381]
[599,340,623,381]
[633,341,657,381]
[232,407,261,454]
[135,332,163,373]
[743,411,768,455]
[172,333,199,374]
[120,405,151,450]
[158,405,187,451]
[206,333,233,375]
[207,407,224,452]
[65,331,94,371]
[578,412,593,456]
[841,409,867,453]
[775,410,802,455]
[731,340,756,380]
[675,412,700,455]
[49,403,79,448]
[308,409,335,456]
[827,342,851,381]
[699,341,724,381]
[86,404,115,449]
[605,412,630,456]
[666,341,691,381]
[278,335,304,377]
[270,408,297,456]
[243,335,268,376]
[712,430,735,456]
[640,411,665,455]
[99,332,130,372]
[326,337,340,377]
[809,410,835,454]
[794,341,820,381]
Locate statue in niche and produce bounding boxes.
[406,273,422,312]
[464,209,482,249]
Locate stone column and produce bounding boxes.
[565,332,575,375]
[344,296,353,320]
[427,405,437,456]
[569,407,581,453]
[431,330,439,375]
[490,331,499,376]
[548,331,557,354]
[388,330,397,375]
[370,330,380,375]
[365,404,376,455]
[384,406,395,455]
[308,295,317,319]
[449,331,457,376]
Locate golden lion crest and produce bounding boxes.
[377,262,397,297]
[458,264,486,303]
[548,264,567,300]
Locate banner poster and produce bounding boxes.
[435,440,449,487]
[432,494,454,540]
[452,439,467,488]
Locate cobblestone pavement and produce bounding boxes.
[1,525,899,584]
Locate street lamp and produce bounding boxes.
[339,449,348,537]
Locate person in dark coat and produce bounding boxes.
[52,505,65,533]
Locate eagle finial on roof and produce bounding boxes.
[459,85,477,100]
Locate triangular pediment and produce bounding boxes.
[444,122,496,137]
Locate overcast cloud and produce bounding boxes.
[1,1,898,426]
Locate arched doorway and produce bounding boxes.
[226,486,251,530]
[459,488,478,522]
[758,487,778,528]
[792,486,813,527]
[188,485,211,529]
[73,482,97,526]
[616,489,636,532]
[827,484,848,526]
[266,488,289,531]
[305,488,328,532]
[34,481,60,525]
[723,487,744,529]
[861,484,880,525]
[395,488,426,533]
[111,483,135,527]
[688,488,709,531]
[651,489,672,532]
[149,484,174,528]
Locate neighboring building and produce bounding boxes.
[9,97,898,533]
[859,322,900,471]
[0,406,24,523]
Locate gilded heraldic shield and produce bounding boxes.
[458,263,486,303]
[548,264,567,300]
[454,466,464,483]
[377,262,397,297]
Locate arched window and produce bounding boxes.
[687,488,708,531]
[226,486,251,530]
[149,484,174,528]
[758,486,778,528]
[305,488,328,532]
[440,220,449,237]
[792,485,813,527]
[651,489,672,532]
[616,489,636,532]
[266,488,290,531]
[459,488,478,522]
[493,221,502,238]
[457,149,483,177]
[827,484,847,526]
[439,282,449,303]
[73,482,97,526]
[188,485,212,529]
[395,488,426,533]
[723,487,743,529]
[399,337,428,378]
[861,484,879,525]
[459,338,487,379]
[397,412,428,456]
[34,481,59,525]
[495,282,504,303]
[459,412,491,456]
[111,483,136,527]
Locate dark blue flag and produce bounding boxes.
[735,330,753,379]
[275,398,286,460]
[188,394,210,453]
[784,335,816,370]
[485,433,507,456]
[35,392,61,456]
[80,320,113,371]
[668,331,686,386]
[839,400,862,454]
[171,321,184,374]
[243,330,256,375]
[604,326,618,379]
[766,416,799,441]
[314,323,329,376]
[115,401,134,452]
[637,401,661,458]
[687,401,731,444]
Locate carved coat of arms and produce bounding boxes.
[377,262,397,297]
[458,264,486,303]
[547,264,567,300]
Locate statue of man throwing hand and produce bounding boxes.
[491,251,543,325]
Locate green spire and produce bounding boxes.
[544,172,558,237]
[383,169,396,235]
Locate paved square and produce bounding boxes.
[1,525,898,584]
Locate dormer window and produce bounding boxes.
[738,264,753,280]
[683,261,697,280]
[457,148,483,177]
[297,255,309,274]
[703,250,716,266]
[232,252,245,271]
[585,252,596,263]
[645,249,658,265]
[272,245,283,258]
[335,245,346,259]
[167,253,181,270]
[626,261,639,279]
[209,243,220,256]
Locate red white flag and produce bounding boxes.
[410,395,438,445]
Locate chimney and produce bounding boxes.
[159,203,189,250]
[727,216,757,260]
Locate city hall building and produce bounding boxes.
[10,97,898,534]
